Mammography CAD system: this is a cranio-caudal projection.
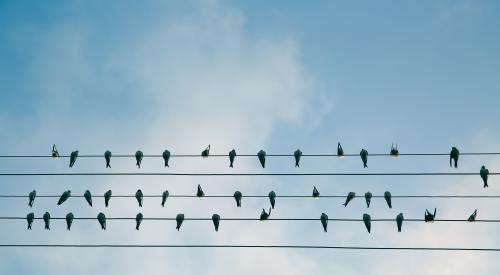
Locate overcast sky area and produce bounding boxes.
[1,0,500,274]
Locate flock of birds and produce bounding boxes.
[20,144,491,232]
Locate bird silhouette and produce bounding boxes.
[229,149,236,168]
[468,209,477,222]
[26,213,34,230]
[450,147,459,168]
[136,213,143,230]
[294,149,302,167]
[363,214,371,233]
[162,150,171,167]
[135,150,143,168]
[312,186,320,198]
[425,208,436,222]
[104,190,112,207]
[320,213,328,232]
[337,142,344,158]
[57,190,71,205]
[233,191,242,207]
[212,214,220,232]
[197,184,205,198]
[161,190,169,207]
[360,149,368,168]
[43,212,51,230]
[384,191,392,208]
[52,144,59,159]
[268,191,276,209]
[260,208,271,221]
[343,192,356,207]
[28,190,36,207]
[69,150,78,167]
[201,145,210,157]
[176,214,184,230]
[390,144,399,157]
[104,151,112,168]
[84,190,92,207]
[97,213,106,230]
[480,166,489,188]
[364,192,372,208]
[257,150,266,168]
[66,212,74,231]
[396,213,404,232]
[135,189,143,207]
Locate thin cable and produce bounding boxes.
[0,244,498,251]
[0,172,495,176]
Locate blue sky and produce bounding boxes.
[1,0,500,274]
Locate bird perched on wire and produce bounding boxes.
[136,213,143,230]
[135,189,143,207]
[337,142,344,158]
[52,144,59,159]
[480,166,489,188]
[228,149,236,168]
[390,144,399,157]
[57,190,71,205]
[201,145,210,158]
[360,149,368,168]
[28,190,36,207]
[364,192,372,208]
[104,190,112,207]
[320,213,328,232]
[212,214,220,232]
[312,186,320,198]
[384,191,392,208]
[257,150,266,168]
[104,150,112,168]
[425,208,436,222]
[294,149,302,167]
[260,208,271,221]
[84,190,92,207]
[233,191,242,207]
[395,213,404,232]
[268,191,276,209]
[97,213,106,230]
[468,209,477,222]
[363,214,371,233]
[26,213,34,230]
[69,150,78,167]
[176,214,184,230]
[135,150,143,168]
[197,184,205,198]
[66,213,74,231]
[161,190,169,207]
[450,147,459,168]
[43,212,51,230]
[162,150,171,167]
[343,192,356,207]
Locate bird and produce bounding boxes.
[233,191,242,207]
[396,213,404,232]
[26,213,34,230]
[66,212,74,231]
[468,209,477,222]
[363,214,371,233]
[176,214,184,230]
[425,208,436,222]
[260,208,271,221]
[69,150,78,167]
[384,191,392,208]
[51,144,59,159]
[201,145,210,158]
[337,142,344,158]
[312,186,320,198]
[97,212,106,230]
[104,150,112,168]
[57,190,71,205]
[229,149,236,168]
[136,213,143,230]
[343,192,355,207]
[257,150,266,168]
[294,149,302,167]
[28,190,36,207]
[212,214,220,232]
[162,150,171,167]
[104,190,112,207]
[161,190,169,207]
[135,150,143,168]
[390,144,399,157]
[197,184,205,198]
[268,191,276,209]
[135,189,143,207]
[360,149,368,168]
[320,213,328,232]
[480,166,489,188]
[364,192,372,208]
[84,190,92,207]
[43,212,51,230]
[450,147,459,168]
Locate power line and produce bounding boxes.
[0,244,498,251]
[0,172,495,176]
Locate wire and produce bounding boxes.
[0,244,498,251]
[3,217,499,222]
[1,152,500,158]
[0,172,495,176]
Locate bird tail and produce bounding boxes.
[230,163,233,168]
